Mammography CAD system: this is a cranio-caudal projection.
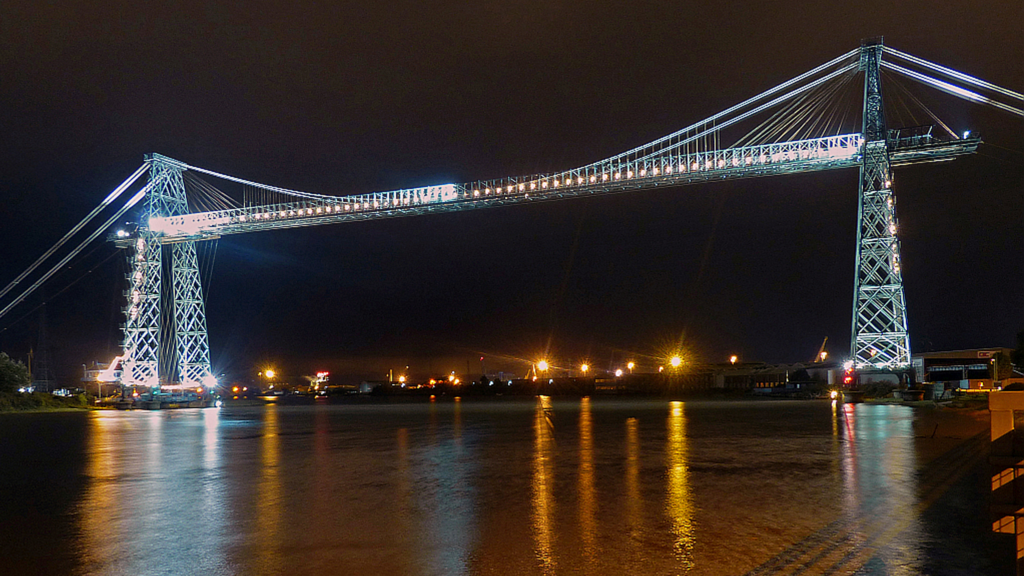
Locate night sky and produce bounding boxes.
[1,1,1021,385]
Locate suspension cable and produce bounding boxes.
[883,47,1024,102]
[881,61,1024,118]
[593,49,859,165]
[0,182,152,321]
[0,163,147,302]
[629,62,860,164]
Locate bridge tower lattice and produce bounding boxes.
[121,155,213,387]
[850,39,911,370]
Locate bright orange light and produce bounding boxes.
[670,356,682,368]
[398,376,406,384]
[232,386,239,392]
[537,360,549,372]
[580,363,589,374]
[730,355,738,365]
[627,361,635,371]
[265,369,276,379]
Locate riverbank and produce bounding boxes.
[0,392,93,413]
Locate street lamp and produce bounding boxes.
[670,355,682,369]
[627,361,635,374]
[537,360,549,372]
[730,355,738,365]
[580,363,589,376]
[615,368,623,377]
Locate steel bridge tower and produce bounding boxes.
[121,154,213,388]
[850,39,911,370]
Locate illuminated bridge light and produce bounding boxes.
[530,182,537,190]
[614,172,621,180]
[652,167,659,175]
[541,181,548,189]
[577,177,584,185]
[691,162,699,170]
[589,175,596,183]
[639,169,646,176]
[473,189,480,197]
[665,165,672,174]
[519,183,525,191]
[602,173,608,181]
[316,207,323,213]
[627,170,634,178]
[554,179,560,187]
[507,186,514,192]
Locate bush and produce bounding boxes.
[0,392,93,412]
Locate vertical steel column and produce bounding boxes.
[850,39,911,369]
[172,240,212,386]
[121,232,162,386]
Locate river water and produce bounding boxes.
[0,398,1010,575]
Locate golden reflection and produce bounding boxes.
[625,417,642,540]
[532,395,556,574]
[666,401,695,571]
[256,406,282,572]
[578,397,596,562]
[81,412,122,568]
[453,396,462,446]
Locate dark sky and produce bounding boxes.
[1,0,1022,384]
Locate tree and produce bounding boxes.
[1012,330,1024,372]
[0,352,31,394]
[993,352,1014,380]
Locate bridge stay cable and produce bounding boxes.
[880,61,1024,118]
[883,46,1024,103]
[0,182,152,321]
[0,163,148,303]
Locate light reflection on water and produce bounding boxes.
[666,400,695,572]
[255,406,282,573]
[57,398,1000,575]
[577,396,596,564]
[532,395,556,574]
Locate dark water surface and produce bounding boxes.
[0,399,1010,575]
